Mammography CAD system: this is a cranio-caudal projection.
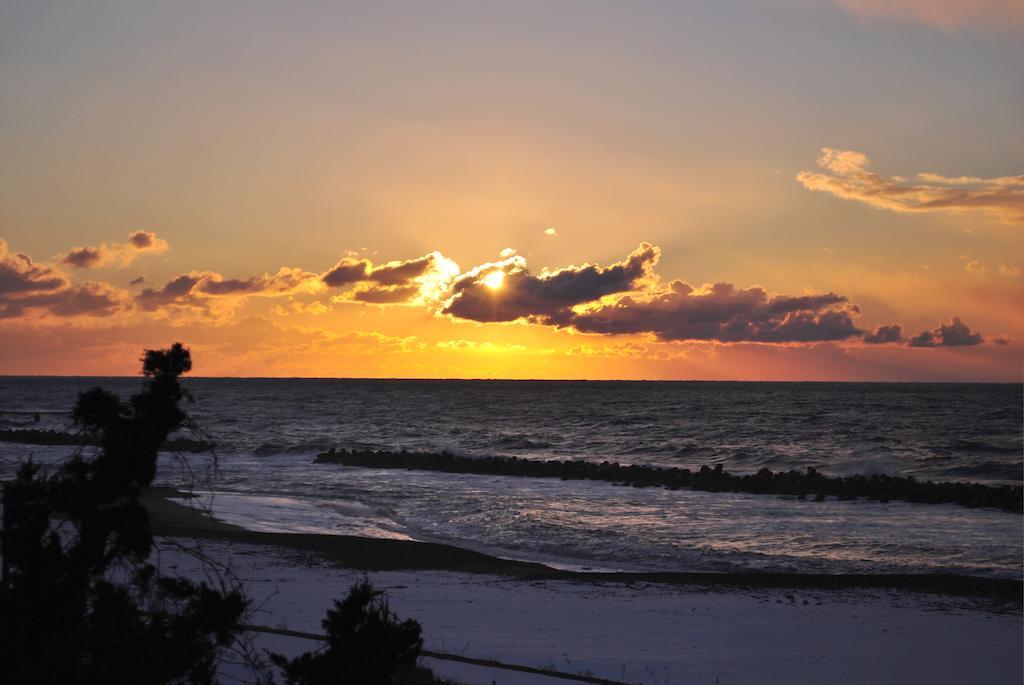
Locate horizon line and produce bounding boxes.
[1,374,1020,385]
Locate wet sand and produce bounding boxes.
[142,487,1023,603]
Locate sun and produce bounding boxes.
[482,270,505,290]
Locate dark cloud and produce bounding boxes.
[438,243,989,348]
[62,246,105,269]
[127,230,159,249]
[129,276,146,286]
[368,255,435,286]
[322,254,440,290]
[135,274,204,311]
[443,242,660,323]
[908,317,985,347]
[41,282,122,318]
[1,241,124,319]
[1,242,67,295]
[197,277,260,296]
[322,258,371,287]
[0,303,25,319]
[863,324,904,344]
[557,280,861,343]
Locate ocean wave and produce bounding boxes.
[491,435,554,450]
[937,462,1024,482]
[826,459,902,478]
[950,439,1022,455]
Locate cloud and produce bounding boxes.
[435,242,999,349]
[62,246,106,269]
[37,282,123,318]
[323,254,435,287]
[136,267,321,314]
[59,231,169,269]
[442,242,660,323]
[435,339,528,354]
[351,285,422,304]
[134,274,203,311]
[907,317,986,347]
[561,280,863,343]
[367,255,437,286]
[321,258,370,287]
[962,259,1021,277]
[796,148,1024,222]
[323,251,461,306]
[834,0,1024,32]
[565,341,655,359]
[544,228,558,236]
[1,240,66,296]
[127,231,163,250]
[2,237,1004,356]
[196,267,319,296]
[1,240,125,318]
[863,323,905,344]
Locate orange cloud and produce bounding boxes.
[1,239,124,319]
[135,267,322,317]
[796,148,1024,222]
[1,237,1004,354]
[59,231,169,269]
[323,251,460,306]
[835,0,1024,32]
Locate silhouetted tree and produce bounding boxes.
[0,343,450,684]
[271,579,438,685]
[0,343,248,684]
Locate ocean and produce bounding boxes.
[1,378,1021,578]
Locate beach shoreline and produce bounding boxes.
[148,503,1024,685]
[142,487,1023,605]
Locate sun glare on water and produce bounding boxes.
[482,270,505,290]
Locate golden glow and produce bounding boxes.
[1,3,1020,382]
[412,252,461,305]
[482,270,505,290]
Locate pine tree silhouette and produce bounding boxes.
[0,343,247,684]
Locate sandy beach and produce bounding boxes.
[143,487,1024,685]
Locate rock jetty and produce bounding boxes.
[314,448,1022,513]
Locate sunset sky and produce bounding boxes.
[1,0,1021,380]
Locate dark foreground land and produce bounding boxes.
[144,488,1023,605]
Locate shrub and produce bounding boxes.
[271,579,442,685]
